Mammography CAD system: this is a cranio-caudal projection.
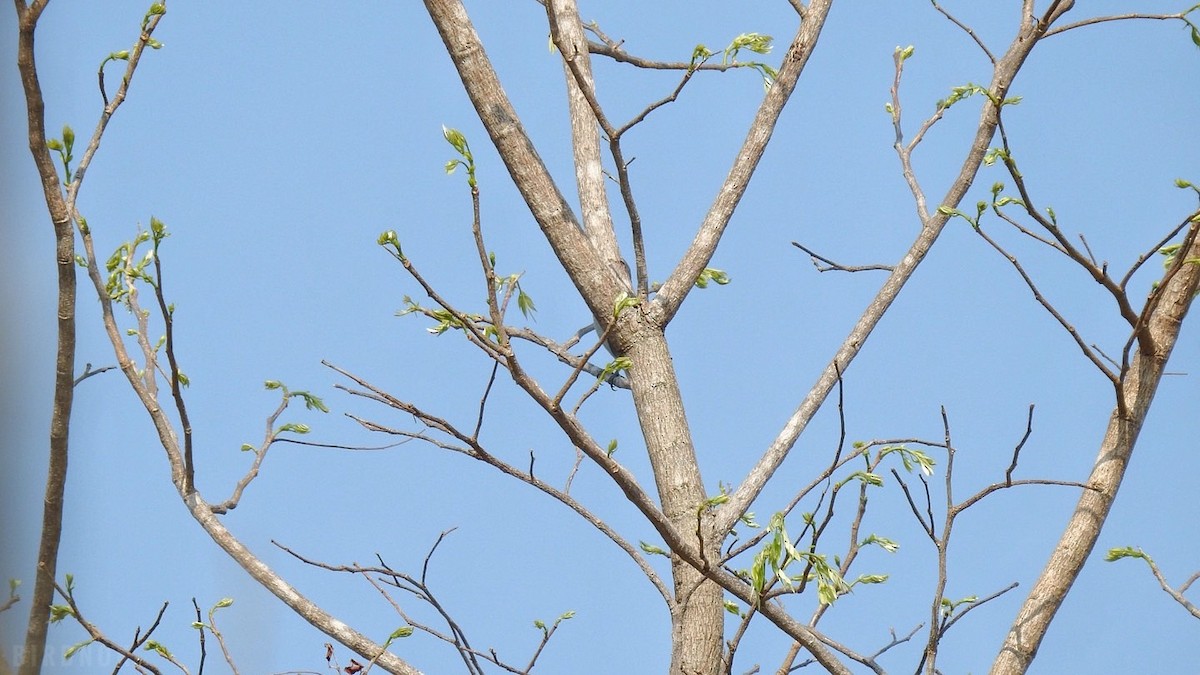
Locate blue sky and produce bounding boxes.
[3,2,1198,673]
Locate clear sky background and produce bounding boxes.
[3,2,1198,673]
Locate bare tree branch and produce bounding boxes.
[52,581,166,675]
[718,13,1056,536]
[544,0,625,289]
[1044,11,1192,38]
[970,222,1120,384]
[653,2,833,324]
[992,225,1200,672]
[423,0,621,327]
[12,3,165,672]
[73,362,117,386]
[931,1,997,63]
[326,362,673,604]
[791,241,894,273]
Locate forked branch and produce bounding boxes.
[718,11,1057,536]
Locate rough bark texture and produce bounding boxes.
[624,330,720,673]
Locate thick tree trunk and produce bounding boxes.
[624,330,723,673]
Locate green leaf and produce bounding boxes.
[264,380,283,390]
[606,439,618,457]
[700,493,729,511]
[49,604,74,623]
[862,534,899,553]
[1192,25,1200,48]
[377,230,405,259]
[941,595,979,617]
[640,541,668,556]
[442,125,469,155]
[277,422,311,434]
[723,599,743,616]
[817,581,838,605]
[386,626,414,640]
[598,356,632,382]
[144,640,172,659]
[213,597,234,609]
[517,289,537,318]
[936,82,986,111]
[64,639,94,660]
[239,443,255,452]
[854,573,889,585]
[753,62,778,89]
[1104,546,1146,562]
[695,267,731,289]
[725,32,773,60]
[610,293,642,327]
[149,216,168,242]
[61,124,75,151]
[843,470,883,487]
[291,390,330,413]
[8,578,19,593]
[881,445,936,475]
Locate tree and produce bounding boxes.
[4,1,1199,673]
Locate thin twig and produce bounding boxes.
[931,1,997,63]
[940,582,1019,635]
[791,242,894,273]
[472,362,500,440]
[73,362,116,386]
[1043,12,1190,38]
[326,362,672,604]
[192,599,205,675]
[971,223,1119,385]
[52,581,166,675]
[1005,405,1035,485]
[1118,212,1198,292]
